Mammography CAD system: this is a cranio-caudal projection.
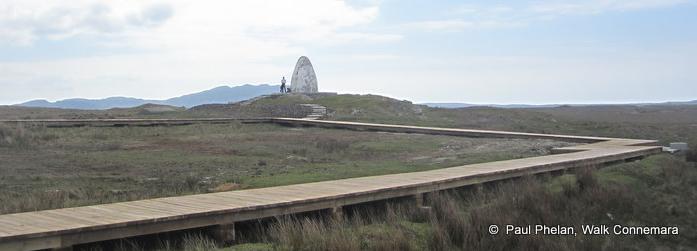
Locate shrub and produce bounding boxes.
[184,176,201,191]
[686,150,697,163]
[0,123,33,148]
[315,138,350,153]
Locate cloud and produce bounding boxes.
[348,53,400,61]
[407,20,474,31]
[529,0,690,16]
[128,4,174,27]
[0,0,394,47]
[409,0,690,32]
[0,0,397,104]
[0,1,174,46]
[406,20,523,32]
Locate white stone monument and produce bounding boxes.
[290,56,318,93]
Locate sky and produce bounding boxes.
[0,0,696,105]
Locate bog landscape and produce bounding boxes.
[1,1,696,251]
[2,89,696,250]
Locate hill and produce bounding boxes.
[20,97,160,110]
[16,84,279,110]
[213,93,697,145]
[422,103,560,108]
[423,100,697,109]
[165,84,278,107]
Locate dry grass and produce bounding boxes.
[267,203,426,251]
[0,123,35,148]
[4,95,696,250]
[0,122,566,214]
[221,154,695,251]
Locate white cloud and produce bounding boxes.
[0,0,173,46]
[0,0,394,47]
[411,0,690,32]
[348,53,400,61]
[407,20,475,31]
[0,0,399,104]
[406,20,523,32]
[530,0,690,16]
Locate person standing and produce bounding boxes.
[280,76,287,93]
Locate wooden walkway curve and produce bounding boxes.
[0,118,662,250]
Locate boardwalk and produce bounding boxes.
[0,118,661,250]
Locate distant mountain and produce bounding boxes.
[422,103,561,109]
[165,85,278,107]
[19,97,162,110]
[656,100,697,106]
[17,84,279,110]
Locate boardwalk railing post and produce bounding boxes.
[210,223,236,244]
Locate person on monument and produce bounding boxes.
[280,77,287,93]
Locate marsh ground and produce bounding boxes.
[0,122,570,214]
[2,94,696,250]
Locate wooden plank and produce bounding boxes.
[85,204,161,222]
[40,211,105,228]
[121,200,195,215]
[2,213,73,230]
[154,199,226,212]
[122,201,207,216]
[58,206,139,224]
[104,204,173,220]
[149,199,232,214]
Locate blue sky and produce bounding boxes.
[0,0,695,105]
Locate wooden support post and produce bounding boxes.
[210,223,236,244]
[415,193,425,208]
[475,183,485,194]
[330,206,344,221]
[414,193,431,212]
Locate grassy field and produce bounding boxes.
[4,93,695,147]
[2,94,696,250]
[250,94,697,147]
[0,121,570,214]
[0,102,311,120]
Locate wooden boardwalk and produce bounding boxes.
[0,118,662,250]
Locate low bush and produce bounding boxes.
[0,123,33,148]
[686,150,697,163]
[315,138,350,153]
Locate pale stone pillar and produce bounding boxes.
[290,56,319,93]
